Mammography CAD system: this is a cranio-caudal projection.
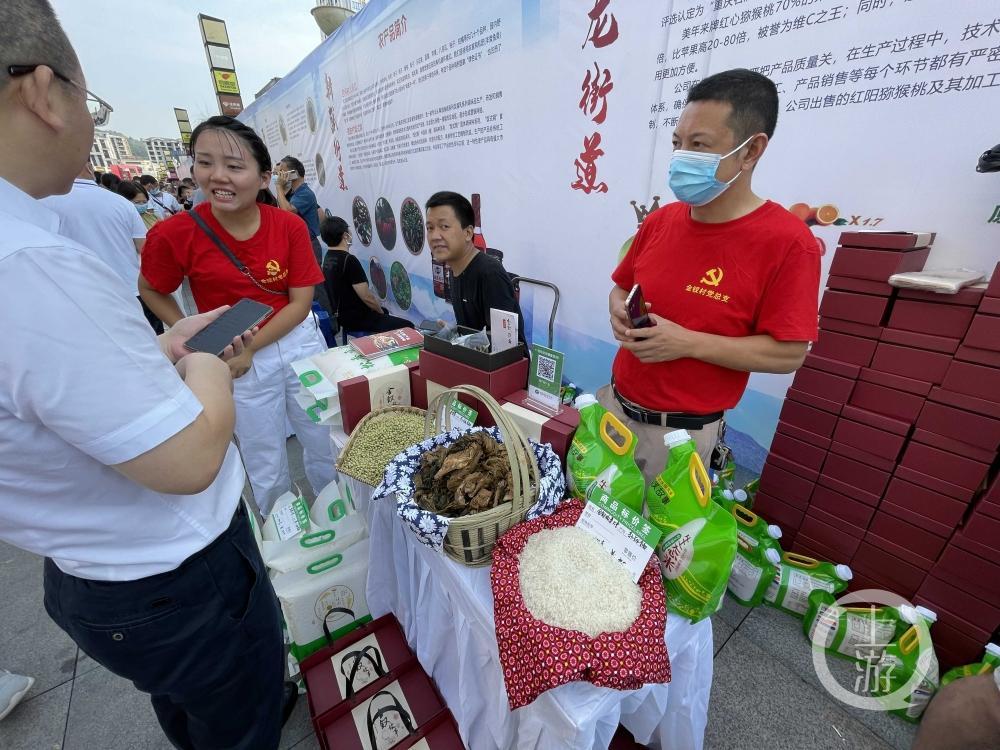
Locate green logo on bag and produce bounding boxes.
[299,370,323,387]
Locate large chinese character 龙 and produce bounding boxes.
[583,0,619,49]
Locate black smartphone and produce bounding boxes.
[625,283,653,328]
[417,319,443,333]
[183,299,273,356]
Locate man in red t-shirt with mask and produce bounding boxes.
[600,68,820,479]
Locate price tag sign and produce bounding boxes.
[489,308,518,353]
[527,343,564,413]
[576,487,662,582]
[449,398,477,431]
[271,497,311,541]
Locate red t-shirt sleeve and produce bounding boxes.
[285,214,324,288]
[611,210,659,290]
[140,220,186,295]
[754,237,821,342]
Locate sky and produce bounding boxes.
[52,0,329,140]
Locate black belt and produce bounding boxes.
[612,383,723,429]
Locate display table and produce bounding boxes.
[339,464,713,750]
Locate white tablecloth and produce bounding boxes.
[344,473,713,750]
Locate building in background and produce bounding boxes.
[144,136,183,169]
[90,129,133,171]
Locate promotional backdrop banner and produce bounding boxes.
[240,0,1000,471]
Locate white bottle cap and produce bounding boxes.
[664,429,691,448]
[898,605,918,625]
[765,548,782,565]
[834,564,853,581]
[767,525,783,540]
[915,606,937,624]
[721,489,735,500]
[734,489,749,503]
[985,643,1000,657]
[574,394,598,409]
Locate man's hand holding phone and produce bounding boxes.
[161,306,258,365]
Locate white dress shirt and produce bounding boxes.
[148,189,182,219]
[0,177,243,581]
[41,178,147,290]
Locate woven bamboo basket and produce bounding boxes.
[424,385,540,566]
[336,405,429,486]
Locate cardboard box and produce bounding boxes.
[868,513,947,563]
[810,330,878,367]
[338,364,415,435]
[859,366,933,397]
[863,530,936,571]
[941,360,1000,404]
[759,462,816,510]
[870,342,952,384]
[817,472,882,508]
[819,290,892,326]
[785,387,843,417]
[778,397,839,438]
[893,465,979,504]
[790,366,856,404]
[887,299,976,339]
[838,231,934,250]
[829,440,896,473]
[821,452,892,498]
[500,390,580,464]
[851,542,927,598]
[928,385,1000,420]
[848,380,925,422]
[912,428,996,465]
[962,313,1000,351]
[776,420,832,450]
[934,545,1000,608]
[899,440,990,493]
[829,245,930,282]
[899,285,986,306]
[766,452,821,484]
[879,500,955,539]
[917,574,1000,634]
[880,327,960,355]
[826,275,895,297]
[802,353,862,380]
[955,344,1000,368]
[423,327,526,371]
[753,491,806,531]
[917,399,1000,451]
[818,316,883,340]
[808,483,877,530]
[769,432,828,474]
[418,349,529,401]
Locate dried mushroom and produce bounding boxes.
[414,432,514,517]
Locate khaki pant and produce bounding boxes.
[596,384,722,485]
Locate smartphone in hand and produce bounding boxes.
[625,284,653,329]
[183,299,273,356]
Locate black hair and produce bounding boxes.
[686,68,779,141]
[138,174,158,187]
[100,172,120,189]
[425,191,474,230]
[181,177,195,186]
[117,181,147,201]
[93,171,102,185]
[0,0,80,90]
[320,216,350,247]
[280,155,306,178]
[189,115,273,204]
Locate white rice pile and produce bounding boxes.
[518,527,642,637]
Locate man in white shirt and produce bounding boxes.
[41,162,164,332]
[0,2,291,747]
[140,173,181,219]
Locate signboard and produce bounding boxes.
[527,344,565,413]
[198,14,229,46]
[207,44,236,71]
[217,94,245,117]
[213,70,240,95]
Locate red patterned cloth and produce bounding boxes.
[491,499,671,709]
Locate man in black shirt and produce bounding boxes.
[425,191,526,343]
[320,217,413,333]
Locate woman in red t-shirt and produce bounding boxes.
[139,116,335,514]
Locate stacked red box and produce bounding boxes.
[955,275,1000,366]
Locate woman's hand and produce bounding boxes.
[227,347,255,379]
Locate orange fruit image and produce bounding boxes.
[788,202,811,221]
[807,204,839,226]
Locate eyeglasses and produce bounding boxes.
[7,64,114,126]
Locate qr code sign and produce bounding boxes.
[537,354,557,383]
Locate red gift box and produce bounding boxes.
[418,349,529,402]
[338,364,416,435]
[898,285,985,306]
[829,245,930,282]
[986,262,1000,298]
[790,366,856,404]
[777,420,832,450]
[810,330,878,367]
[792,532,850,565]
[887,299,976,339]
[955,344,1000,368]
[917,399,1000,451]
[879,500,955,539]
[899,440,990,493]
[951,528,1000,566]
[848,380,925,422]
[766,455,820,488]
[912,428,995,465]
[759,461,816,508]
[960,512,1000,554]
[933,546,1000,608]
[840,404,911,436]
[499,390,579,464]
[941,360,1000,404]
[928,385,1000,420]
[870,342,952,384]
[832,418,907,466]
[821,452,892,498]
[808,483,877,530]
[394,711,465,750]
[819,316,883,340]
[879,327,960,355]
[838,231,934,250]
[851,542,927,599]
[884,476,972,521]
[753,491,806,531]
[894,465,979,504]
[785,387,843,417]
[817,472,881,508]
[829,440,896,473]
[863,529,936,571]
[826,275,895,297]
[802,353,862,380]
[819,290,892,326]
[916,615,991,673]
[859,367,932,397]
[409,367,428,410]
[980,296,1000,315]
[867,513,947,564]
[962,313,1000,351]
[799,512,863,560]
[916,574,1000,634]
[778,397,839,438]
[769,432,828,474]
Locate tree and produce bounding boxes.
[128,137,149,159]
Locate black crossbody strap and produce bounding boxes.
[189,210,286,296]
[151,195,178,216]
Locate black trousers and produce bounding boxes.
[43,505,285,750]
[139,295,164,335]
[343,308,414,334]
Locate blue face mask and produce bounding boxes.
[667,135,756,207]
[135,202,148,213]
